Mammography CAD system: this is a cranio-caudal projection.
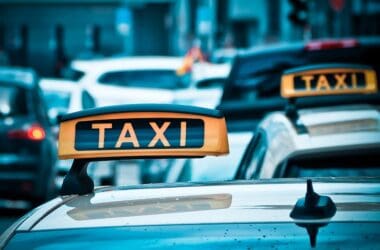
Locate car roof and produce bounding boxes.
[71,56,183,73]
[17,178,380,232]
[191,62,231,83]
[254,104,380,177]
[0,67,37,88]
[236,36,380,60]
[261,104,380,139]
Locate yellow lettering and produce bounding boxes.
[334,74,348,89]
[180,121,187,147]
[351,73,357,88]
[148,122,171,147]
[301,76,314,91]
[316,75,331,90]
[115,123,140,148]
[92,123,112,149]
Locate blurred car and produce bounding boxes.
[236,105,380,180]
[2,178,380,249]
[0,67,57,205]
[65,56,186,107]
[2,104,380,249]
[218,37,380,131]
[164,132,252,183]
[40,78,96,181]
[40,78,96,124]
[174,62,230,108]
[235,63,380,180]
[66,56,230,109]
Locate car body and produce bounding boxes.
[2,178,380,249]
[218,37,380,131]
[234,60,380,180]
[235,104,380,180]
[0,67,57,205]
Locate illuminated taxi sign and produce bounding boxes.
[58,104,229,159]
[281,64,378,98]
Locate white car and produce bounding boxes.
[67,56,185,107]
[40,78,95,121]
[175,62,230,108]
[67,57,230,109]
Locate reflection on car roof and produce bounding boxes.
[17,179,380,231]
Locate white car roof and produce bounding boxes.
[17,178,380,231]
[71,56,183,73]
[39,78,80,93]
[191,62,231,83]
[257,104,380,178]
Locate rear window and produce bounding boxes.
[0,84,28,117]
[63,68,85,81]
[280,149,380,178]
[42,90,71,114]
[98,70,187,89]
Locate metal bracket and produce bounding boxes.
[285,98,308,134]
[60,159,94,196]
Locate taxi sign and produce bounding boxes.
[58,104,229,160]
[281,64,378,98]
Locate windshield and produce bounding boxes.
[281,149,380,178]
[42,90,71,114]
[62,68,85,81]
[98,70,187,89]
[0,84,28,117]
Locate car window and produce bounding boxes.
[235,131,267,179]
[196,78,225,89]
[278,149,380,178]
[0,83,28,117]
[82,90,96,109]
[63,67,85,81]
[98,70,187,89]
[42,90,71,114]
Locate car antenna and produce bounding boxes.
[290,179,337,248]
[285,98,307,133]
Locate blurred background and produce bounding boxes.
[0,0,379,75]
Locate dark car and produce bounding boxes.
[218,37,380,131]
[0,67,57,206]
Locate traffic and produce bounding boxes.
[0,0,380,249]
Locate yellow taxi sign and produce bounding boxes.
[58,104,229,160]
[281,64,378,98]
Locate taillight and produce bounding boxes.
[305,39,359,51]
[8,125,46,141]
